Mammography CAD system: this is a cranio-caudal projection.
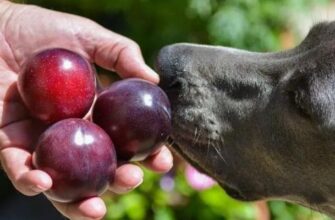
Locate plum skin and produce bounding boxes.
[18,48,96,124]
[33,118,117,203]
[92,78,172,161]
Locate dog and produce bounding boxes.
[155,21,335,217]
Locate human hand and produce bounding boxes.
[0,1,173,219]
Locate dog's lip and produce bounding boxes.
[166,136,184,153]
[167,136,176,146]
[166,135,221,182]
[168,123,214,146]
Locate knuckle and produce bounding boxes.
[122,39,140,51]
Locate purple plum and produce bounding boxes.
[33,118,116,203]
[92,78,172,161]
[18,48,96,124]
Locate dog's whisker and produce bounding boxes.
[166,136,177,149]
[192,127,202,146]
[220,137,225,145]
[218,137,228,164]
[205,137,210,165]
[192,127,198,145]
[205,137,211,165]
[212,142,227,165]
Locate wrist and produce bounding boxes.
[0,1,12,13]
[0,1,14,31]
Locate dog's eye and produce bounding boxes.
[213,79,260,100]
[287,89,312,120]
[286,74,313,120]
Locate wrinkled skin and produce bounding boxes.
[156,21,335,216]
[0,1,173,219]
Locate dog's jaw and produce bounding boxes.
[170,138,263,201]
[168,103,269,201]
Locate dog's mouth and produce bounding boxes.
[167,133,264,202]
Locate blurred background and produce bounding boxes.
[1,0,335,219]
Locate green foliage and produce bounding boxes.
[17,0,332,219]
[22,0,329,61]
[103,168,331,220]
[105,169,258,220]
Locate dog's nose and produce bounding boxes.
[155,45,179,91]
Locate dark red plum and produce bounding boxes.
[33,119,116,203]
[92,78,172,161]
[18,48,96,123]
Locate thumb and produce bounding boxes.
[91,31,159,84]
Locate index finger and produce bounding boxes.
[78,22,159,83]
[94,37,159,83]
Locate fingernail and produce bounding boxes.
[126,169,144,191]
[129,169,144,190]
[145,65,160,84]
[112,177,143,194]
[161,149,174,171]
[91,202,106,215]
[131,168,144,180]
[32,184,48,192]
[131,176,143,190]
[39,176,52,189]
[162,147,172,163]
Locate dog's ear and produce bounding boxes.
[286,63,335,131]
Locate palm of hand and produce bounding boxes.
[0,5,98,151]
[0,2,171,220]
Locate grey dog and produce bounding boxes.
[156,21,335,217]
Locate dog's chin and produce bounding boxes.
[168,135,264,202]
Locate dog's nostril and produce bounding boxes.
[158,73,178,91]
[166,78,182,90]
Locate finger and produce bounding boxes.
[109,163,143,194]
[52,197,106,220]
[141,145,173,173]
[0,147,52,196]
[81,24,159,84]
[96,37,159,83]
[0,72,30,128]
[0,119,46,152]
